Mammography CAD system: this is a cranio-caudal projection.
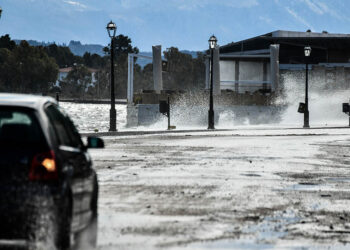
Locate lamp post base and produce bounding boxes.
[109,108,117,132]
[303,111,310,128]
[208,110,215,130]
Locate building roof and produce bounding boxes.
[271,30,350,38]
[220,30,350,54]
[0,93,56,110]
[59,67,73,73]
[87,68,98,73]
[59,67,98,73]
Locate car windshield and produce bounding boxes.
[0,107,47,149]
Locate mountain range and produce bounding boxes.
[14,39,105,56]
[14,39,199,68]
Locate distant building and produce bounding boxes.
[218,30,350,93]
[56,67,72,85]
[56,66,98,87]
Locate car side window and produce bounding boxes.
[64,116,84,149]
[45,104,82,148]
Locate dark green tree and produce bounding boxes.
[100,34,139,98]
[0,38,58,93]
[164,47,196,90]
[93,69,110,98]
[15,41,58,93]
[45,44,82,68]
[60,65,92,99]
[134,63,153,93]
[192,52,206,89]
[83,52,107,69]
[0,47,18,91]
[134,49,205,95]
[0,34,16,50]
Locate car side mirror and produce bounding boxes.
[87,137,104,148]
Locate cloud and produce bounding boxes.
[63,0,87,9]
[316,1,349,21]
[285,7,314,30]
[120,0,153,9]
[112,14,145,25]
[302,0,324,15]
[225,0,259,8]
[259,16,272,24]
[299,0,349,22]
[119,0,259,11]
[176,1,204,11]
[63,0,96,12]
[177,0,259,10]
[219,25,233,35]
[61,0,103,12]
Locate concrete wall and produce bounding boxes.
[220,61,236,82]
[219,60,270,93]
[126,104,163,127]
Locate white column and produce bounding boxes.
[213,46,221,95]
[127,54,134,104]
[270,44,280,91]
[152,45,163,93]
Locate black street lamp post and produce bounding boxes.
[106,21,117,131]
[304,46,311,128]
[0,7,2,19]
[208,35,217,130]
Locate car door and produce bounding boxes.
[44,104,87,232]
[78,150,95,228]
[64,116,96,228]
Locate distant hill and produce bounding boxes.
[68,41,105,56]
[14,39,199,67]
[14,39,58,47]
[14,39,105,56]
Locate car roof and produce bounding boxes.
[0,93,57,110]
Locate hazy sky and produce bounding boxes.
[1,0,350,51]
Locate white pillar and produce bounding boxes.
[270,44,280,91]
[127,54,134,104]
[213,46,221,95]
[152,45,163,93]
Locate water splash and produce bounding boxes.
[60,68,350,132]
[278,70,350,127]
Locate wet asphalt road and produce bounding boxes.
[88,128,350,249]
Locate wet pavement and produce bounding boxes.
[88,128,350,249]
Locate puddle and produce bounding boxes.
[240,174,262,177]
[185,239,350,250]
[298,182,317,185]
[282,183,329,191]
[280,178,349,192]
[185,210,300,250]
[243,209,299,241]
[186,239,273,249]
[325,177,350,182]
